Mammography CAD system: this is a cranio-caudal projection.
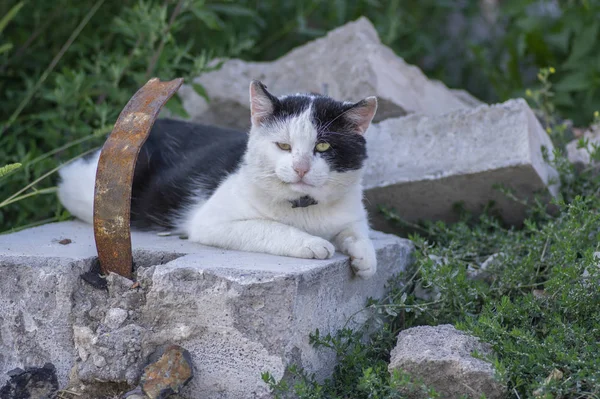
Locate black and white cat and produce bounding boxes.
[58,81,379,278]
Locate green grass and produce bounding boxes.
[262,148,600,399]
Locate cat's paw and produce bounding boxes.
[299,237,335,259]
[345,238,377,279]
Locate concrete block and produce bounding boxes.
[389,325,504,398]
[363,98,559,231]
[0,221,413,398]
[178,17,471,131]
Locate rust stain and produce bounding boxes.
[141,345,193,398]
[93,77,184,278]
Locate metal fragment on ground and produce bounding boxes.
[140,345,193,399]
[93,77,184,279]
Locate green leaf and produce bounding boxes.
[554,71,591,92]
[546,28,572,54]
[208,4,262,20]
[164,94,189,119]
[0,1,24,35]
[563,22,599,68]
[553,91,575,107]
[0,42,13,55]
[190,9,224,30]
[192,83,210,103]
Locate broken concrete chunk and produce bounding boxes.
[389,324,504,398]
[0,221,413,398]
[179,17,471,130]
[103,307,129,330]
[0,256,84,392]
[363,98,559,231]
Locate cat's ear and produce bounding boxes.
[249,80,278,127]
[345,96,378,135]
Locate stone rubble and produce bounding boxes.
[388,324,504,398]
[179,17,475,131]
[0,221,413,399]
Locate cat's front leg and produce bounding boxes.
[334,221,377,279]
[189,219,335,259]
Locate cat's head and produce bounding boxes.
[244,80,377,204]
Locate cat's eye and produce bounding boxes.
[315,142,331,152]
[276,142,291,151]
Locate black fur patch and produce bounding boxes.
[130,119,247,230]
[311,96,368,172]
[264,96,312,124]
[289,195,318,208]
[261,92,368,173]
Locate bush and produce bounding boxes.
[263,143,600,399]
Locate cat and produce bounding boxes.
[58,80,379,278]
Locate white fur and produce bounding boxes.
[57,150,101,224]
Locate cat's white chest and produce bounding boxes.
[260,198,362,240]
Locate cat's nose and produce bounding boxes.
[293,164,310,178]
[294,165,310,178]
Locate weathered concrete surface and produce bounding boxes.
[389,325,504,398]
[179,17,472,131]
[363,98,559,231]
[0,221,413,398]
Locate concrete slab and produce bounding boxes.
[363,98,560,231]
[0,221,413,398]
[178,17,472,131]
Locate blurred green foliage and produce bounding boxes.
[1,0,600,231]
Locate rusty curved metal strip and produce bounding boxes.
[93,78,184,278]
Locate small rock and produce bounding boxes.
[103,307,128,330]
[140,345,193,399]
[389,325,504,398]
[0,363,59,399]
[467,252,505,282]
[107,272,135,296]
[92,354,107,368]
[566,125,600,170]
[58,238,72,245]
